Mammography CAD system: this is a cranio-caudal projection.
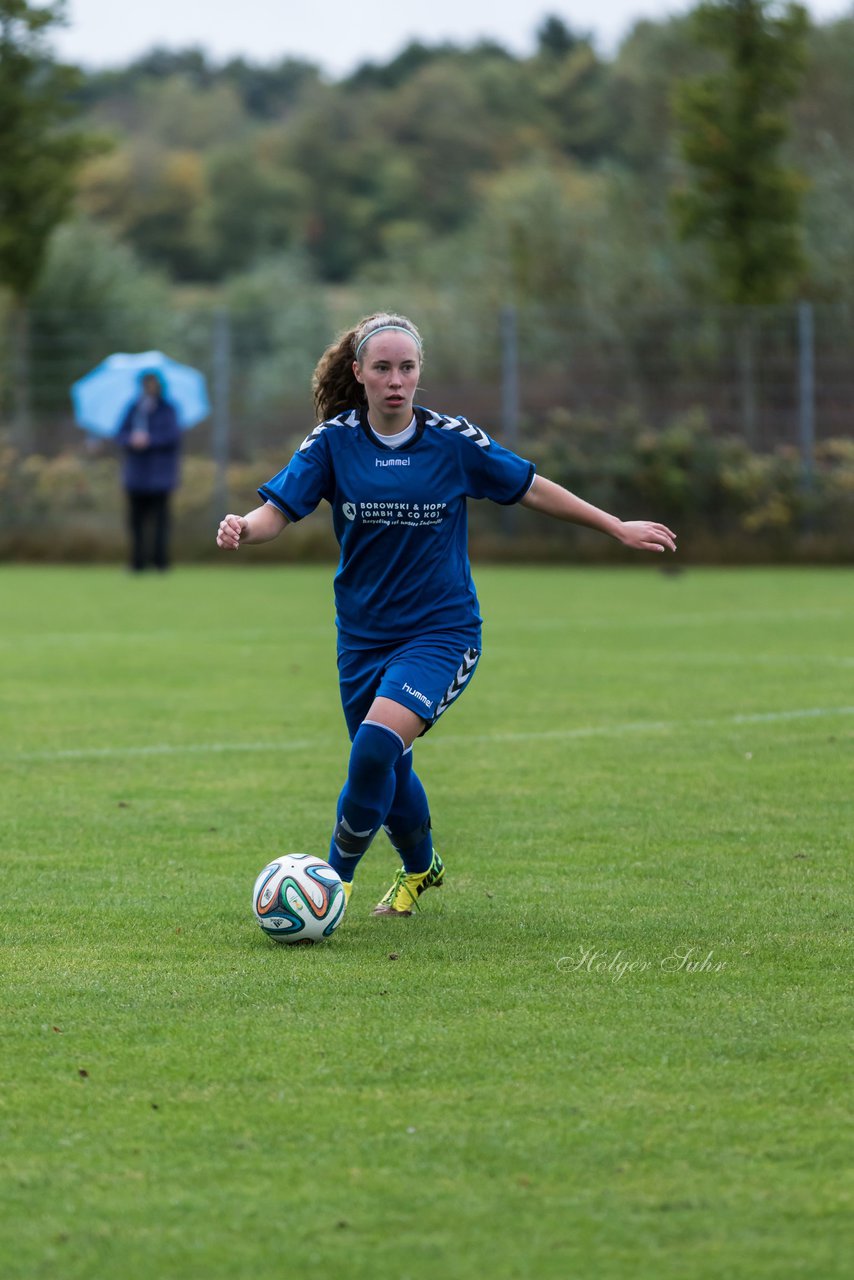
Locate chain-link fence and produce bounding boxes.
[1,299,852,560]
[3,298,851,450]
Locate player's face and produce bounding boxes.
[353,333,421,427]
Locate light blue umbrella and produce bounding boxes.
[71,350,210,438]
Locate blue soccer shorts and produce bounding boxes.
[337,632,482,741]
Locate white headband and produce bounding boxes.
[355,325,421,359]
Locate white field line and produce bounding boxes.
[1,606,851,649]
[8,706,854,765]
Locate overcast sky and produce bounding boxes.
[51,0,854,75]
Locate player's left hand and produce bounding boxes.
[617,521,677,553]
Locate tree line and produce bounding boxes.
[4,0,854,316]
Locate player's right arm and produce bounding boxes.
[217,502,288,549]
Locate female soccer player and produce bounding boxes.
[217,312,676,918]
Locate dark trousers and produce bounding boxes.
[127,490,171,570]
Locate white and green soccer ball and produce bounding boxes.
[252,855,347,945]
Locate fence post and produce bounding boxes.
[500,303,520,452]
[212,306,232,522]
[11,301,32,455]
[500,304,520,539]
[797,300,815,504]
[737,310,757,448]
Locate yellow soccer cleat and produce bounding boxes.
[372,850,445,917]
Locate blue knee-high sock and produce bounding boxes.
[383,749,434,875]
[328,722,404,882]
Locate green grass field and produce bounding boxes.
[2,564,851,1279]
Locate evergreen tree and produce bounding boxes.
[537,15,582,60]
[672,0,809,303]
[0,1,102,299]
[0,1,103,444]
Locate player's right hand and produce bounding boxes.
[217,514,246,549]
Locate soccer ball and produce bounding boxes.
[252,855,347,945]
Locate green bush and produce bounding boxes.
[1,413,852,563]
[522,407,853,560]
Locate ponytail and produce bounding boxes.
[312,329,363,421]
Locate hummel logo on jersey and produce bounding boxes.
[376,457,410,466]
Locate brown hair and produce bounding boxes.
[312,311,423,421]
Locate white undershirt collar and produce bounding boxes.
[368,416,417,449]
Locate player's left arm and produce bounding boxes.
[520,475,677,554]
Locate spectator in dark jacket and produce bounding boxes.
[116,373,181,571]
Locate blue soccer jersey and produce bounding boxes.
[258,405,535,648]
